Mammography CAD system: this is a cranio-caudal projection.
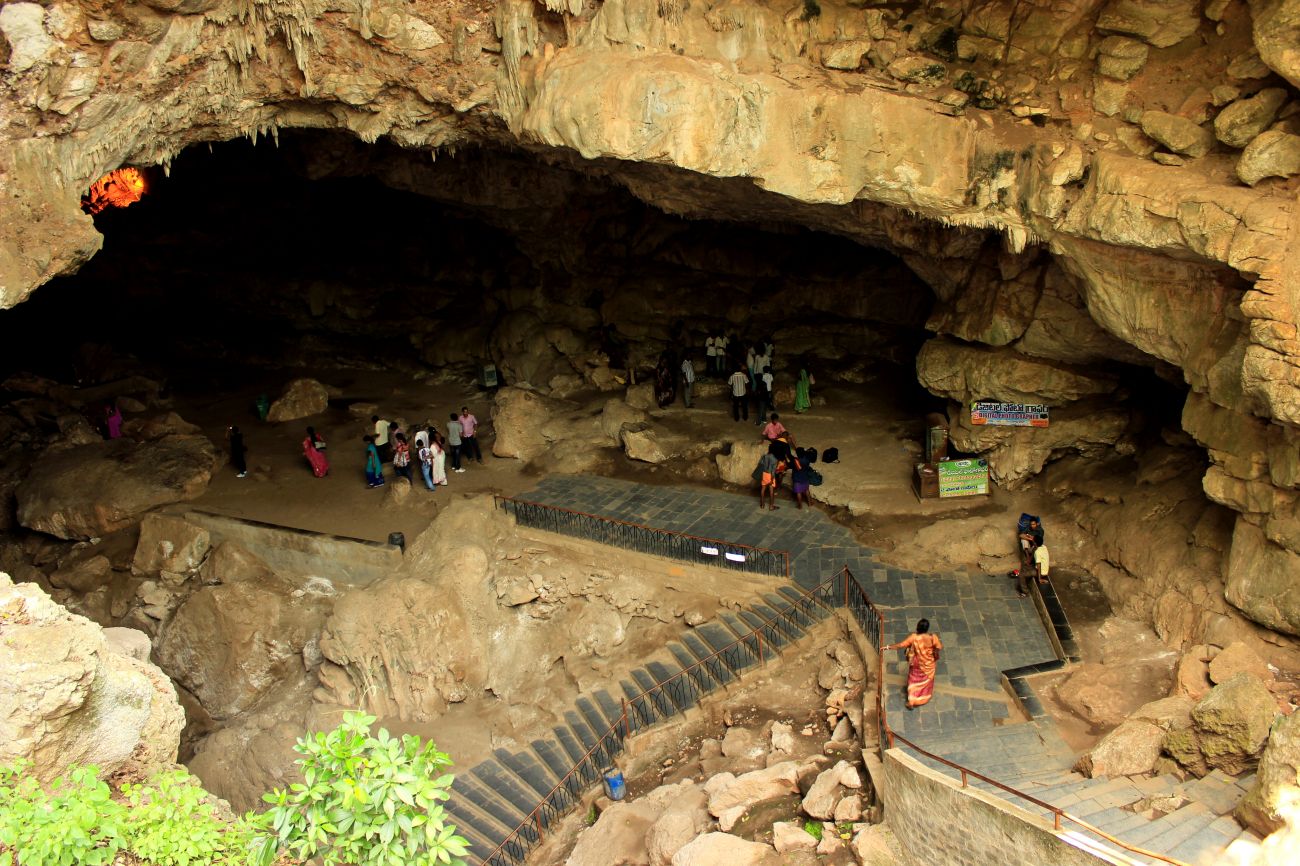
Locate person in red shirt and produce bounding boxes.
[459,406,483,465]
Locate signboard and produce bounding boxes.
[937,459,989,498]
[970,401,1049,428]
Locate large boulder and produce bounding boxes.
[706,761,800,831]
[1055,659,1176,729]
[0,572,184,781]
[1213,88,1289,147]
[131,513,211,576]
[15,434,217,539]
[490,385,572,461]
[265,378,330,422]
[156,568,327,719]
[601,398,650,443]
[646,785,710,866]
[671,833,778,866]
[565,797,664,866]
[622,427,687,464]
[1236,130,1300,186]
[1077,719,1165,778]
[802,760,863,819]
[1163,673,1278,776]
[1237,712,1300,836]
[315,575,482,721]
[1248,0,1300,89]
[716,439,768,486]
[1209,641,1273,685]
[1097,0,1201,48]
[1139,110,1215,157]
[1225,520,1300,637]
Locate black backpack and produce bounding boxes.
[822,447,839,463]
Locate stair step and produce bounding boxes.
[494,749,558,801]
[620,679,658,731]
[631,667,678,721]
[680,632,736,685]
[530,739,579,794]
[575,696,614,739]
[749,604,805,643]
[1164,814,1244,864]
[563,711,599,753]
[552,724,587,765]
[1119,802,1214,849]
[469,760,547,824]
[646,659,698,713]
[441,798,508,862]
[451,773,533,840]
[1179,773,1246,816]
[593,690,625,729]
[668,641,721,694]
[697,621,758,671]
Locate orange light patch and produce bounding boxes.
[82,168,147,214]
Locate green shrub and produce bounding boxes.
[0,762,124,866]
[0,761,251,866]
[251,710,469,866]
[122,770,252,866]
[802,818,823,840]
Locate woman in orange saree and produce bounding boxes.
[886,618,943,709]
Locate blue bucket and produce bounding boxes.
[603,768,626,801]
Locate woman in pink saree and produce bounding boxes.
[886,618,943,709]
[302,426,330,477]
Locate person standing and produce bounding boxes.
[705,335,717,377]
[417,436,435,491]
[104,402,124,439]
[794,369,812,414]
[414,425,430,453]
[758,366,775,421]
[790,448,812,510]
[371,414,390,462]
[228,426,247,478]
[716,333,730,375]
[1010,517,1044,593]
[1033,543,1051,588]
[431,430,448,486]
[392,433,413,483]
[447,412,464,472]
[459,406,483,464]
[885,619,944,709]
[681,354,695,408]
[728,366,749,422]
[363,435,385,488]
[302,426,330,477]
[756,446,778,511]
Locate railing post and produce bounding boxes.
[1053,810,1061,832]
[757,630,764,662]
[622,699,630,739]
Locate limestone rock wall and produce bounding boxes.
[0,571,184,781]
[2,0,1299,645]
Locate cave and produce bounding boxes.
[4,0,1300,863]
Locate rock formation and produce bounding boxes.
[1,0,1298,664]
[0,571,184,781]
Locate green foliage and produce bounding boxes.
[252,710,469,866]
[0,761,251,866]
[802,818,823,840]
[122,770,253,866]
[0,762,123,866]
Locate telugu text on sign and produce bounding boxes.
[970,401,1050,428]
[937,459,989,498]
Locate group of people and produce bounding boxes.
[1009,515,1050,598]
[656,334,815,422]
[751,413,819,511]
[360,407,484,489]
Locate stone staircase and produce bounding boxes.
[446,585,836,865]
[902,722,1263,865]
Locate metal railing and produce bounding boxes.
[494,495,791,579]
[475,569,841,866]
[841,567,1192,866]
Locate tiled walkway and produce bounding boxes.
[520,475,1053,742]
[509,477,1262,864]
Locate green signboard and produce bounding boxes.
[937,458,989,498]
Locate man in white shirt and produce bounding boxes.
[716,334,729,374]
[372,414,390,461]
[704,337,716,377]
[681,356,696,408]
[728,367,749,422]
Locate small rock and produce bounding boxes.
[770,722,795,754]
[772,821,816,853]
[265,378,330,423]
[87,19,124,41]
[831,716,853,743]
[886,55,947,85]
[822,39,870,71]
[851,823,900,866]
[1237,131,1300,185]
[1077,719,1165,778]
[721,727,764,760]
[1152,152,1185,166]
[1214,88,1289,148]
[1228,51,1272,81]
[1140,110,1215,158]
[834,793,863,822]
[1211,84,1242,107]
[1209,641,1272,685]
[670,832,777,866]
[1096,35,1149,81]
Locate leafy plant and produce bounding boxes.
[0,761,124,866]
[802,818,823,840]
[251,710,469,866]
[122,770,252,866]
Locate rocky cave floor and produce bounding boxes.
[1,354,1212,784]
